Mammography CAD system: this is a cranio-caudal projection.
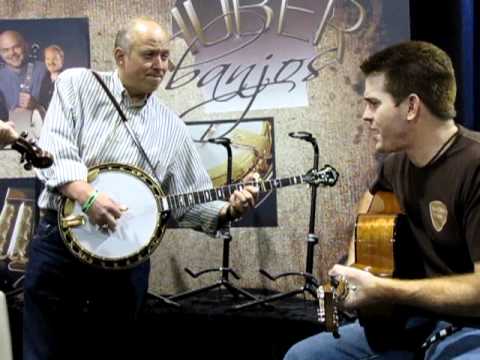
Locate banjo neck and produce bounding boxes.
[161,174,326,211]
[160,163,339,211]
[161,175,305,211]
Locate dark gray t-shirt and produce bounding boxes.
[371,126,480,277]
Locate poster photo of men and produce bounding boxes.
[0,18,90,307]
[0,17,90,139]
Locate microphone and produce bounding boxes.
[208,137,233,184]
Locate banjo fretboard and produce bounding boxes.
[161,175,305,211]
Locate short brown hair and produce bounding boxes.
[360,41,456,119]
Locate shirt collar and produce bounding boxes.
[112,70,149,108]
[111,70,124,103]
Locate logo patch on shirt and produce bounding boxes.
[429,201,448,232]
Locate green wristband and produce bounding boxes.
[82,191,99,213]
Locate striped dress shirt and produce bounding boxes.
[36,68,226,235]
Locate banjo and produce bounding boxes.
[58,163,339,270]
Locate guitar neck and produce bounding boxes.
[162,174,306,211]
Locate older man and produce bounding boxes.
[0,31,46,113]
[39,45,64,109]
[23,17,257,360]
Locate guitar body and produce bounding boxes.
[355,191,426,327]
[353,191,403,277]
[352,191,405,324]
[318,191,413,332]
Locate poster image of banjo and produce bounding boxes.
[0,17,90,140]
[186,117,277,227]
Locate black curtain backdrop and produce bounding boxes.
[410,0,479,130]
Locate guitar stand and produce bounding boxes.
[153,293,182,308]
[149,210,182,307]
[234,132,323,311]
[169,138,263,305]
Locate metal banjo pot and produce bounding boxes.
[58,163,167,270]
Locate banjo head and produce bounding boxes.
[58,163,167,269]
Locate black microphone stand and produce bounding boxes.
[234,132,324,310]
[169,137,261,303]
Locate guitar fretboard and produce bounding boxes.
[161,175,305,211]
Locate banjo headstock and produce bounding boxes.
[10,132,53,170]
[304,165,339,187]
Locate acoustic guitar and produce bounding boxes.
[317,191,407,334]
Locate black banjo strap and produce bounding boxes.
[91,71,160,183]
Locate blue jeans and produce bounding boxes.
[23,212,150,360]
[284,319,480,359]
